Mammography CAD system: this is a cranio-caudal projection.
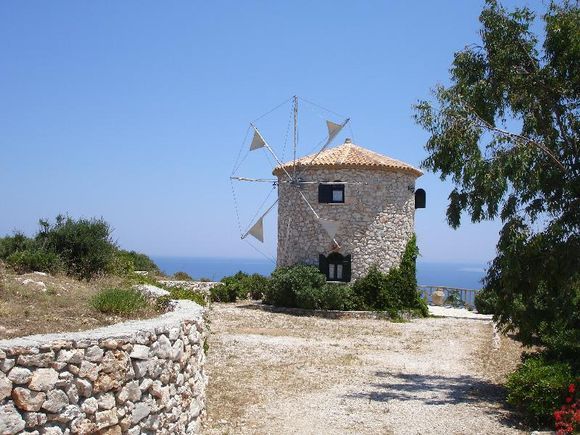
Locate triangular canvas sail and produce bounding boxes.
[250,130,266,151]
[326,120,343,141]
[319,218,339,240]
[247,217,264,242]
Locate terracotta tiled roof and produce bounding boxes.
[273,139,422,177]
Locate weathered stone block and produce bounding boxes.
[0,403,26,434]
[29,368,59,391]
[12,387,46,411]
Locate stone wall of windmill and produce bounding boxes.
[276,167,417,280]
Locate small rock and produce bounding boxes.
[43,426,63,435]
[0,358,15,372]
[54,404,81,423]
[75,379,92,397]
[0,375,12,400]
[79,360,99,381]
[66,383,79,404]
[0,403,26,434]
[131,402,150,424]
[70,417,96,434]
[96,409,118,429]
[84,346,104,363]
[98,392,116,410]
[99,425,122,435]
[81,397,98,415]
[23,412,47,428]
[129,344,150,360]
[42,389,69,413]
[117,381,141,404]
[28,368,59,391]
[17,351,54,367]
[8,367,32,384]
[151,335,171,359]
[132,360,149,378]
[57,349,84,364]
[12,387,46,412]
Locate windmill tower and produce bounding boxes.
[273,138,424,282]
[230,97,425,281]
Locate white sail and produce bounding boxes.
[250,130,266,151]
[319,218,339,240]
[326,120,343,142]
[247,217,264,242]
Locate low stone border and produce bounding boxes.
[238,302,421,321]
[0,300,207,435]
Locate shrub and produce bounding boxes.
[474,287,497,314]
[173,271,193,281]
[210,283,236,302]
[118,250,159,272]
[264,265,326,308]
[506,356,575,427]
[0,233,34,259]
[107,250,136,277]
[6,249,63,274]
[210,271,270,302]
[168,286,207,306]
[36,215,116,280]
[554,381,579,435]
[318,283,358,310]
[91,288,148,314]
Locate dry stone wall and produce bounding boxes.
[277,167,417,280]
[0,300,207,435]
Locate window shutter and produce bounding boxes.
[343,255,352,282]
[319,254,328,278]
[415,189,426,209]
[318,185,331,203]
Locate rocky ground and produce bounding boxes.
[203,303,526,435]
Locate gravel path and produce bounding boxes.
[203,303,525,435]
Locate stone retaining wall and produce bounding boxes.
[0,300,207,435]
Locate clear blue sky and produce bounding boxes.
[0,0,545,263]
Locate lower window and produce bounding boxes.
[319,253,351,282]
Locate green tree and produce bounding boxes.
[414,0,579,362]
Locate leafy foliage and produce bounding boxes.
[474,286,498,314]
[36,215,116,280]
[414,0,579,362]
[506,356,574,426]
[264,236,427,315]
[210,271,270,302]
[91,288,149,314]
[6,249,63,275]
[116,250,159,273]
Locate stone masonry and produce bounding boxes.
[276,166,419,280]
[0,300,207,435]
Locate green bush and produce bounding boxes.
[318,283,358,310]
[36,215,116,280]
[506,356,575,426]
[168,287,207,306]
[210,271,270,302]
[0,233,34,259]
[350,236,428,316]
[118,250,159,272]
[264,265,326,308]
[107,250,136,277]
[210,283,236,302]
[474,287,497,314]
[6,249,63,274]
[91,288,149,314]
[173,271,193,281]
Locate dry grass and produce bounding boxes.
[0,262,160,340]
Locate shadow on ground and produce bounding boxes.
[348,371,507,406]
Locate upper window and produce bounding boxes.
[415,188,426,209]
[319,182,345,203]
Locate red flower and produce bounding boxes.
[569,384,576,394]
[566,396,573,403]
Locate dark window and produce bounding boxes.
[319,253,351,282]
[415,188,426,209]
[319,181,345,203]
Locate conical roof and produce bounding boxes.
[272,139,422,177]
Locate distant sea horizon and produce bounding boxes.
[152,256,488,289]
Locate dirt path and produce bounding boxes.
[203,303,525,435]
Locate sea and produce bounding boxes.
[152,256,488,290]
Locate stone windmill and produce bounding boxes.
[231,97,425,282]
